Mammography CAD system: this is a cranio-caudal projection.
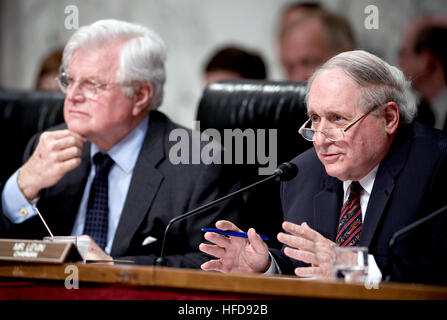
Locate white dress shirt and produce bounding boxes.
[1,116,148,255]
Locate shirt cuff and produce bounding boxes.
[368,254,382,282]
[264,251,281,274]
[1,169,38,223]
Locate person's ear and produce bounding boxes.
[382,101,400,135]
[132,82,153,116]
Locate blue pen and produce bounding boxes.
[202,228,269,241]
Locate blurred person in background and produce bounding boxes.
[35,48,63,91]
[399,16,447,131]
[203,46,267,86]
[277,2,355,81]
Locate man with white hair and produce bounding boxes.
[0,19,241,267]
[200,50,447,285]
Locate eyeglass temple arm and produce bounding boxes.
[298,118,311,132]
[343,113,368,132]
[343,104,383,133]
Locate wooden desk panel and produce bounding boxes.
[0,263,446,300]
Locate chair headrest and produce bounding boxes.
[0,90,65,131]
[196,79,308,130]
[195,79,312,172]
[0,90,65,182]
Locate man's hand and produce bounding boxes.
[278,221,336,279]
[18,130,85,201]
[199,220,270,274]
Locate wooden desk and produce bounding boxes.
[1,262,447,300]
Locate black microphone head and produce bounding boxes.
[275,162,298,181]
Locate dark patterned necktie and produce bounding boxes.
[83,153,114,250]
[336,181,363,247]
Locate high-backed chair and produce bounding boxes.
[196,80,312,248]
[0,90,64,183]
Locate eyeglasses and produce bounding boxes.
[56,72,130,100]
[298,104,384,142]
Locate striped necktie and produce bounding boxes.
[83,152,114,250]
[336,181,363,247]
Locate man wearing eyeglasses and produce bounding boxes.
[0,19,242,267]
[200,50,447,284]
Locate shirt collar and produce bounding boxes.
[343,164,379,196]
[90,115,149,173]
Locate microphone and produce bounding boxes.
[384,203,447,281]
[154,162,298,266]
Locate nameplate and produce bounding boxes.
[0,239,82,263]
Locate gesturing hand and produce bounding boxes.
[18,130,85,201]
[199,220,271,274]
[278,221,336,279]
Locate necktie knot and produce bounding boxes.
[349,181,363,197]
[93,153,114,174]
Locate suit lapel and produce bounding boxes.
[313,173,342,241]
[360,126,412,247]
[359,167,394,247]
[111,114,165,256]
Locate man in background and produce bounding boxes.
[277,2,355,81]
[203,46,266,86]
[399,17,447,131]
[35,48,63,91]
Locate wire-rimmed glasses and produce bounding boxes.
[298,104,385,142]
[56,72,130,100]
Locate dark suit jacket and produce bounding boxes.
[272,122,447,284]
[0,111,244,268]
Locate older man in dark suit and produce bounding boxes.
[200,50,447,285]
[0,19,242,267]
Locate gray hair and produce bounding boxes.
[306,50,417,124]
[62,19,167,110]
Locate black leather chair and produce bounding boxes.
[196,80,312,248]
[0,90,64,183]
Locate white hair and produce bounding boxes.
[306,50,417,124]
[62,19,167,110]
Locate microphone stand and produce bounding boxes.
[154,162,297,266]
[154,173,280,266]
[385,203,447,281]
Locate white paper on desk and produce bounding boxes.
[142,236,157,246]
[279,276,316,281]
